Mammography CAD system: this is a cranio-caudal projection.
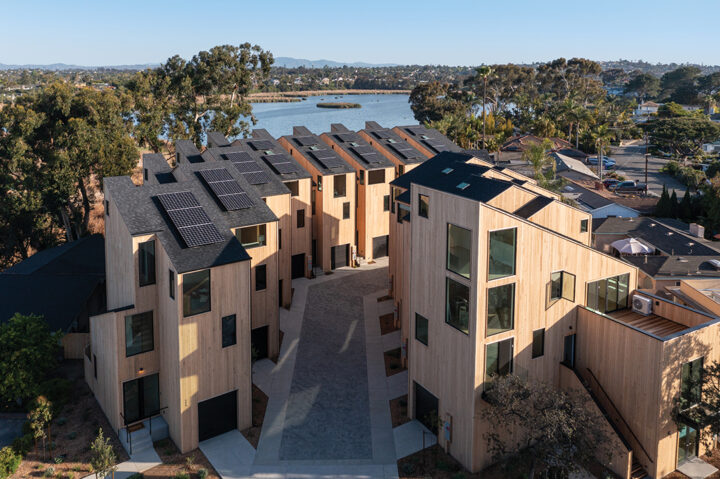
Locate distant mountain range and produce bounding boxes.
[0,63,158,71]
[272,57,398,68]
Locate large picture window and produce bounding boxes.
[334,174,347,198]
[446,277,470,334]
[238,224,266,249]
[183,269,211,317]
[125,311,153,357]
[138,240,156,286]
[485,338,513,385]
[586,273,630,314]
[447,224,471,279]
[488,228,516,280]
[532,328,545,358]
[487,283,515,336]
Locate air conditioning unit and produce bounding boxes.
[632,295,653,316]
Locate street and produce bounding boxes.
[605,144,687,197]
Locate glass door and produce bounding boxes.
[122,374,159,424]
[678,424,698,464]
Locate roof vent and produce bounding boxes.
[457,182,470,190]
[650,223,656,227]
[442,168,454,174]
[667,232,674,236]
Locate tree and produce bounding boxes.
[670,190,679,217]
[0,314,61,406]
[655,185,673,217]
[522,139,555,186]
[679,188,693,220]
[90,428,117,479]
[28,396,52,459]
[624,73,660,100]
[475,66,494,149]
[482,374,610,479]
[643,116,720,158]
[660,66,701,104]
[409,81,468,124]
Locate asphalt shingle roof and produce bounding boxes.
[361,122,426,165]
[324,124,394,170]
[282,127,355,175]
[395,124,464,155]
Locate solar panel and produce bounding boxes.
[262,154,300,175]
[389,144,410,159]
[226,152,270,184]
[310,149,336,160]
[294,136,317,147]
[372,130,392,140]
[423,140,448,152]
[223,151,254,163]
[309,150,344,169]
[350,146,382,165]
[232,160,260,173]
[157,191,224,248]
[407,126,425,136]
[336,133,358,143]
[248,140,273,151]
[352,145,374,155]
[198,168,254,211]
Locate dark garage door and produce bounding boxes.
[291,253,306,279]
[198,390,237,442]
[331,244,349,270]
[372,235,388,259]
[414,381,439,434]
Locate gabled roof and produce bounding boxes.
[324,123,394,170]
[501,134,573,152]
[622,255,720,279]
[553,152,598,180]
[562,183,613,210]
[394,124,463,155]
[282,126,355,175]
[514,195,554,219]
[361,121,426,165]
[175,140,204,164]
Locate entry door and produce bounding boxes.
[291,253,306,279]
[563,334,576,368]
[678,424,699,464]
[331,244,349,270]
[414,381,439,434]
[122,374,160,424]
[372,235,389,259]
[198,390,237,442]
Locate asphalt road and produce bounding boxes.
[605,144,686,197]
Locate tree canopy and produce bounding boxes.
[643,115,720,158]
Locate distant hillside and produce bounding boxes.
[0,63,157,71]
[597,60,720,76]
[272,57,398,68]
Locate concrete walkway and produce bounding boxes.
[81,446,161,479]
[677,457,719,479]
[202,259,402,478]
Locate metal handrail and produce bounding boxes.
[120,407,167,455]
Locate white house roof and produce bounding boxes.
[553,152,599,180]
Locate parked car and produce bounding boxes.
[602,178,620,189]
[611,180,647,194]
[587,156,616,168]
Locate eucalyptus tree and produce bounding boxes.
[475,65,494,149]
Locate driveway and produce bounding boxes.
[609,144,686,196]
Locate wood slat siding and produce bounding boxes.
[277,136,356,272]
[678,280,720,316]
[63,333,89,359]
[486,186,538,216]
[321,133,393,261]
[264,194,292,307]
[288,177,313,277]
[648,293,715,329]
[399,182,638,472]
[526,201,592,245]
[104,186,134,309]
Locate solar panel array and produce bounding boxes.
[262,154,301,175]
[309,150,345,169]
[198,168,254,211]
[423,139,449,153]
[407,126,426,136]
[371,130,393,140]
[390,143,420,160]
[157,191,224,248]
[248,140,273,151]
[350,146,382,165]
[294,136,317,147]
[224,151,271,184]
[335,132,359,143]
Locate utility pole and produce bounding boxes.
[597,139,603,181]
[644,133,649,186]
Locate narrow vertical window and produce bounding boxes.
[183,269,211,317]
[256,264,267,291]
[580,219,588,233]
[415,313,429,346]
[169,269,175,300]
[532,329,545,358]
[334,174,347,198]
[222,314,237,348]
[279,229,282,250]
[447,224,472,279]
[343,202,350,219]
[138,240,156,286]
[418,194,429,218]
[383,195,390,212]
[488,228,516,280]
[297,209,305,228]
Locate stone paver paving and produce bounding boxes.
[279,268,386,460]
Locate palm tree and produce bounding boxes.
[523,139,555,185]
[591,124,614,180]
[475,66,494,150]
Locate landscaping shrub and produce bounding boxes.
[0,447,22,479]
[12,433,33,455]
[198,469,209,479]
[44,465,55,477]
[174,473,190,479]
[38,378,72,410]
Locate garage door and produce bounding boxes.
[372,235,388,259]
[414,381,438,434]
[291,253,306,279]
[331,244,349,270]
[198,390,237,442]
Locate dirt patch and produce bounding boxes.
[384,348,406,377]
[390,395,411,428]
[11,362,129,479]
[380,313,399,335]
[144,438,220,479]
[240,385,268,449]
[377,295,392,302]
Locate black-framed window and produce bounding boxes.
[488,228,516,280]
[368,169,385,185]
[586,273,630,314]
[93,354,97,378]
[415,313,429,345]
[485,338,513,385]
[169,269,175,300]
[398,165,405,176]
[580,219,588,233]
[286,180,299,197]
[447,224,471,279]
[125,311,153,357]
[256,264,267,291]
[358,170,365,185]
[487,283,515,336]
[122,374,159,424]
[446,277,470,334]
[681,357,703,407]
[183,269,211,317]
[297,209,305,228]
[222,314,237,348]
[343,202,350,219]
[279,229,282,250]
[105,200,110,216]
[383,195,390,212]
[547,271,576,307]
[418,194,429,218]
[238,224,266,249]
[138,240,156,286]
[334,174,347,198]
[398,204,411,223]
[532,329,545,358]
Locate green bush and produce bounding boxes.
[660,160,681,176]
[12,433,33,455]
[0,447,22,479]
[174,473,190,479]
[38,378,73,410]
[44,465,55,477]
[198,468,209,479]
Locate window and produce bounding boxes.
[487,283,515,336]
[415,313,429,346]
[398,204,411,223]
[105,200,110,216]
[532,329,545,358]
[93,354,97,378]
[169,269,175,300]
[343,202,350,219]
[279,229,282,249]
[317,175,323,193]
[586,273,630,314]
[125,311,153,357]
[368,169,385,185]
[485,338,513,385]
[238,224,266,249]
[138,240,156,286]
[383,195,390,212]
[398,165,405,176]
[446,277,470,334]
[447,224,472,279]
[334,174,346,198]
[286,180,299,197]
[418,194,429,218]
[681,357,703,407]
[488,228,516,280]
[547,271,576,307]
[256,264,267,291]
[222,314,237,348]
[358,170,365,185]
[297,209,305,228]
[183,269,211,317]
[144,168,148,181]
[580,219,588,233]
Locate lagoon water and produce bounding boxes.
[247,94,416,138]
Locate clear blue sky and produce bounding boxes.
[2,0,718,66]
